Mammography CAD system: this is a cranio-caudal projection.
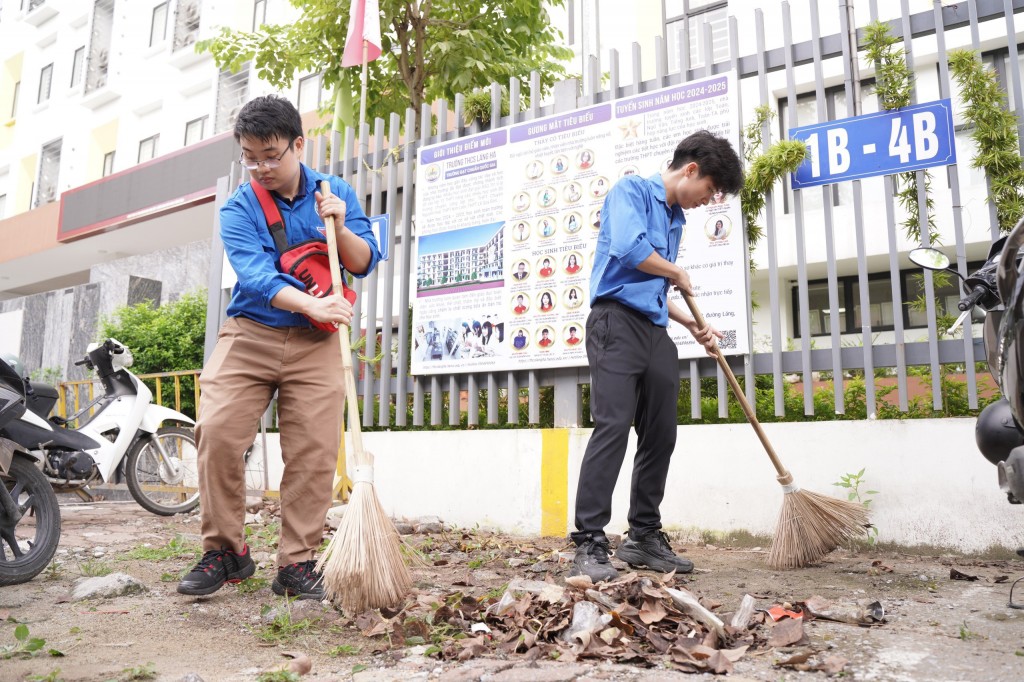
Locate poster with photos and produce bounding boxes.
[412,71,747,375]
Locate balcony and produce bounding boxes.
[24,0,58,27]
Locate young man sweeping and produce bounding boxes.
[178,95,381,599]
[570,130,743,582]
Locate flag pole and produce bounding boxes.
[359,39,369,134]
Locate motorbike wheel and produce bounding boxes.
[125,426,200,516]
[0,456,61,586]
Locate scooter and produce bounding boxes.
[911,217,1024,606]
[1,339,199,517]
[0,354,61,585]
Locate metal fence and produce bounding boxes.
[208,0,1024,429]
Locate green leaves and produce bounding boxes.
[948,48,1024,232]
[1,623,62,660]
[739,105,808,271]
[198,0,571,136]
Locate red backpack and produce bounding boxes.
[251,181,356,333]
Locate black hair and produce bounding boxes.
[234,95,304,144]
[569,326,577,332]
[668,130,744,195]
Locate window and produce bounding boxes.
[778,84,865,213]
[102,150,115,177]
[37,63,52,104]
[252,0,266,31]
[297,72,322,112]
[70,46,85,88]
[138,134,159,163]
[35,138,61,207]
[793,263,985,338]
[150,2,168,47]
[10,81,19,118]
[0,195,7,219]
[184,115,207,146]
[665,2,729,73]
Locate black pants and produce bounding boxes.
[572,300,679,545]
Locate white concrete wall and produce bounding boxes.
[255,417,1024,553]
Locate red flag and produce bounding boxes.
[341,0,382,67]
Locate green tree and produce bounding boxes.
[198,0,573,137]
[98,290,207,417]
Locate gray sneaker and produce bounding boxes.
[616,530,694,574]
[568,536,619,583]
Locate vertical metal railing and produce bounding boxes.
[206,0,1024,429]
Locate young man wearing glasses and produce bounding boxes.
[178,95,381,600]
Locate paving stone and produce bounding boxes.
[436,659,515,682]
[488,662,592,682]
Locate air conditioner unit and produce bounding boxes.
[226,104,243,125]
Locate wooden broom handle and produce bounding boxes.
[320,181,366,464]
[681,291,792,485]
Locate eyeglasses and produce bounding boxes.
[237,140,294,171]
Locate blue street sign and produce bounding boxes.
[370,213,390,260]
[789,99,957,189]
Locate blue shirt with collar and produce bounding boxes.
[221,163,381,328]
[589,172,685,327]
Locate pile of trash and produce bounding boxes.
[351,571,885,675]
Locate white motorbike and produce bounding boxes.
[3,339,199,516]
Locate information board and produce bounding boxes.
[411,72,748,375]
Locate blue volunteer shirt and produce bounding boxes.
[221,164,381,328]
[589,173,685,327]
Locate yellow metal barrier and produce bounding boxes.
[58,369,201,424]
[57,368,350,501]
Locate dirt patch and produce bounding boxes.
[2,500,1023,681]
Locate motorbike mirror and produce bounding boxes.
[909,247,951,271]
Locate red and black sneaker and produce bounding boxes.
[177,545,256,596]
[272,560,326,600]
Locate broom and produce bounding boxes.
[314,180,412,611]
[681,291,871,569]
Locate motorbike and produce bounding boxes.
[911,218,1024,606]
[0,352,61,585]
[0,339,199,519]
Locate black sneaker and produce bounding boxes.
[568,535,619,583]
[616,530,694,574]
[272,560,326,600]
[177,545,256,596]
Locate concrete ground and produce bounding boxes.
[1,497,1023,681]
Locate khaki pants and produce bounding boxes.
[196,316,344,566]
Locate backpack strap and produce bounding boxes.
[250,181,289,254]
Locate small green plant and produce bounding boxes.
[833,468,879,544]
[118,662,157,681]
[124,535,199,561]
[352,664,368,674]
[958,620,978,641]
[237,576,270,594]
[1,624,62,660]
[256,672,300,682]
[254,603,315,644]
[42,560,65,581]
[78,559,113,577]
[327,644,359,657]
[245,522,281,552]
[26,668,64,682]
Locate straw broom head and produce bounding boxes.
[316,180,412,612]
[315,470,413,613]
[677,290,872,569]
[767,482,872,570]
